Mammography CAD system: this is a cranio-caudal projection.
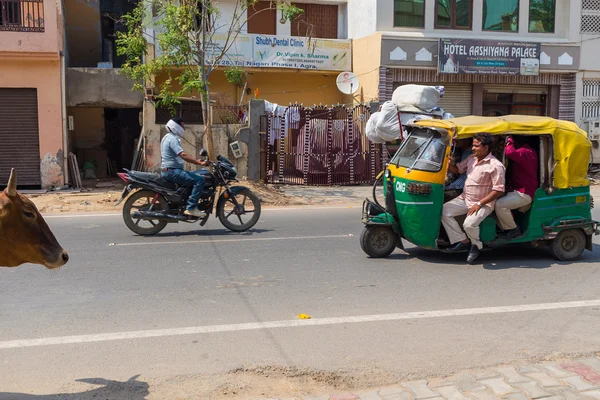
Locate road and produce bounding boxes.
[2,205,600,399]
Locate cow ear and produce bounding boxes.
[6,168,17,197]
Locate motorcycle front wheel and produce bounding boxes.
[216,188,261,232]
[122,190,169,235]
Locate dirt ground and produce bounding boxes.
[25,179,371,214]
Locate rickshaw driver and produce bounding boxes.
[442,133,506,263]
[445,138,473,201]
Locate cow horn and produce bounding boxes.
[6,168,17,197]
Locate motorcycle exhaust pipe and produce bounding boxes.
[131,211,189,222]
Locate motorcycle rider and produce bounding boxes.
[160,117,210,218]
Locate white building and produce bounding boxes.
[347,0,583,126]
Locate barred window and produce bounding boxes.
[155,100,204,125]
[581,0,600,33]
[582,80,600,119]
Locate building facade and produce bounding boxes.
[142,0,353,171]
[0,0,67,189]
[349,0,580,124]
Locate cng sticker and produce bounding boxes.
[576,195,587,204]
[395,181,406,193]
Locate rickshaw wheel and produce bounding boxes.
[360,226,396,258]
[550,229,586,261]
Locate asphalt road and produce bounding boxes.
[2,205,600,398]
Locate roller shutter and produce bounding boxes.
[0,88,41,187]
[393,82,472,117]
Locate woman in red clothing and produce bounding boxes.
[495,136,539,239]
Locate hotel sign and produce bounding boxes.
[438,38,541,76]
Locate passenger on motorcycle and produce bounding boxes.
[160,117,210,218]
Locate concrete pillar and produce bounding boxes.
[143,101,161,172]
[548,85,560,118]
[472,83,483,116]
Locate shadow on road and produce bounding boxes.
[0,375,149,400]
[385,243,600,270]
[140,227,273,238]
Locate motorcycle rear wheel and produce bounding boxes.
[122,190,169,235]
[217,188,261,232]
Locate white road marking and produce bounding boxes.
[42,206,359,219]
[44,213,121,218]
[1,299,600,350]
[113,234,353,246]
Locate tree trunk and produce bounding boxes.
[198,0,215,159]
[201,90,215,159]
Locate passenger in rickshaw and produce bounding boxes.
[495,135,539,239]
[444,138,473,201]
[442,133,506,263]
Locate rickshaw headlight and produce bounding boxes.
[407,183,432,195]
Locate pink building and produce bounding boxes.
[0,0,67,189]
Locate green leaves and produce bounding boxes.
[116,0,306,112]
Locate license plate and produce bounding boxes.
[576,195,587,204]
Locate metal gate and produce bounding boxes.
[260,104,382,185]
[0,88,41,187]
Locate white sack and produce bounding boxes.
[366,112,385,144]
[392,84,445,111]
[374,101,403,142]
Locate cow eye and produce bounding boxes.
[23,211,35,219]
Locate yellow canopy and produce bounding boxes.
[413,115,591,189]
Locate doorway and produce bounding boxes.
[104,108,142,174]
[483,91,547,117]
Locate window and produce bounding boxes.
[0,0,44,32]
[291,3,338,39]
[482,0,519,32]
[393,0,425,28]
[247,1,276,35]
[436,0,472,29]
[582,79,600,119]
[155,101,204,125]
[529,0,555,32]
[391,129,447,172]
[581,0,600,34]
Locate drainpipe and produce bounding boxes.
[59,0,69,186]
[60,51,69,187]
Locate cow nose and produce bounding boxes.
[61,251,69,264]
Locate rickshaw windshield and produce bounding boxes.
[391,128,446,172]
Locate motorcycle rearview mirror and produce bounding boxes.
[199,149,209,160]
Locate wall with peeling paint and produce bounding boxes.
[67,68,142,108]
[0,60,64,188]
[0,0,62,56]
[142,102,248,178]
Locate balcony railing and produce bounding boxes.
[0,0,44,32]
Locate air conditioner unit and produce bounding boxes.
[589,121,600,165]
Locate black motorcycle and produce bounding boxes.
[115,153,261,235]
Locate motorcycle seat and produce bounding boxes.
[129,171,178,190]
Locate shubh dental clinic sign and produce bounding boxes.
[438,38,541,76]
[203,33,351,71]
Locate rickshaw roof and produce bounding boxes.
[412,115,591,189]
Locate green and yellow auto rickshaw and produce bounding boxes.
[360,115,600,261]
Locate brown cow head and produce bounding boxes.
[0,169,69,268]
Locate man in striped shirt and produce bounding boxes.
[442,133,506,263]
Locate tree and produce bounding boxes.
[116,0,303,160]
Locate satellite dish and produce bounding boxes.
[336,71,360,95]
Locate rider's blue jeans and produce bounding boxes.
[161,168,205,210]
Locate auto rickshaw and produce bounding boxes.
[360,115,600,261]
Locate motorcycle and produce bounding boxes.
[115,151,261,235]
